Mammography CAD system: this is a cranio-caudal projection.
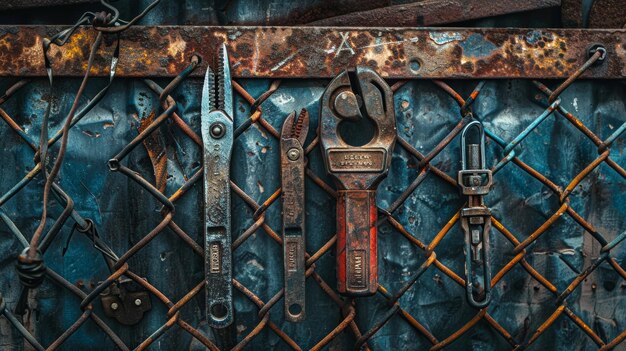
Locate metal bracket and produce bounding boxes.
[100,278,152,326]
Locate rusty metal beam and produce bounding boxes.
[2,26,625,79]
[308,0,561,27]
[588,0,626,29]
[0,0,98,10]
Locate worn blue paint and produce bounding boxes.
[0,2,625,351]
[459,33,498,58]
[429,31,464,45]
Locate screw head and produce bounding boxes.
[110,302,119,310]
[210,122,225,139]
[287,148,300,161]
[134,298,142,306]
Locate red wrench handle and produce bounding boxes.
[336,189,378,296]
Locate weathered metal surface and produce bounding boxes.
[280,109,309,322]
[1,73,625,351]
[308,0,560,27]
[1,2,626,351]
[201,44,234,328]
[320,67,397,296]
[588,0,626,29]
[0,26,625,78]
[0,0,98,10]
[224,0,391,25]
[560,0,584,27]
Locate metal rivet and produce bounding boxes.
[210,122,225,139]
[134,298,142,306]
[287,148,300,161]
[409,58,421,73]
[333,90,360,120]
[111,302,119,310]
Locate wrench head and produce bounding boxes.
[319,67,396,190]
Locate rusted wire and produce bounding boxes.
[0,14,624,351]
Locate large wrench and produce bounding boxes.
[320,67,396,296]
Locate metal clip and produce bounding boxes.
[458,119,493,308]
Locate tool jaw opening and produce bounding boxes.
[319,67,396,191]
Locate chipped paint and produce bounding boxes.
[459,34,498,58]
[166,32,187,61]
[0,26,623,79]
[429,31,464,45]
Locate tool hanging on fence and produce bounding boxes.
[280,108,310,321]
[458,119,493,308]
[202,43,234,328]
[320,67,396,296]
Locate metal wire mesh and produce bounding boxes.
[0,14,625,351]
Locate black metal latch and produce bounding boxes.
[100,278,152,325]
[458,119,493,308]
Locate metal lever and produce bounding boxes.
[458,119,493,308]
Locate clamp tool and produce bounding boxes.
[201,43,234,327]
[280,109,310,321]
[320,67,396,296]
[458,119,493,308]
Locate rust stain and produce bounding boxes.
[138,111,168,193]
[0,26,622,79]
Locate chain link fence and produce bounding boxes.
[0,4,625,350]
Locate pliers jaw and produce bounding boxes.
[202,43,233,119]
[281,109,310,148]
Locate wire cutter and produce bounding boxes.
[201,43,234,328]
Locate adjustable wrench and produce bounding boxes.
[280,109,309,322]
[201,43,234,327]
[458,119,493,308]
[320,67,396,296]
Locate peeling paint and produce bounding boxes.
[429,31,464,45]
[459,34,498,58]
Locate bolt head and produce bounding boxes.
[110,302,119,310]
[333,90,360,120]
[134,298,142,306]
[210,122,225,139]
[287,148,301,161]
